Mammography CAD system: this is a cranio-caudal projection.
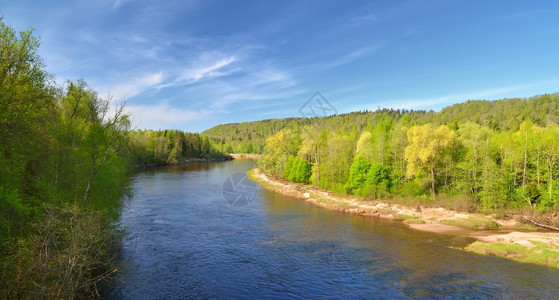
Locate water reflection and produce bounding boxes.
[111,159,559,299]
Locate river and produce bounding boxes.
[109,159,559,299]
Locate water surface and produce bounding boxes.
[111,159,559,299]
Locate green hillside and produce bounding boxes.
[202,94,559,154]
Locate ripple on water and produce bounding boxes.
[110,160,559,299]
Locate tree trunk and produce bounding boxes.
[536,146,541,185]
[522,131,527,192]
[430,161,436,196]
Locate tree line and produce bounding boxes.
[203,94,559,156]
[258,109,559,211]
[130,129,230,165]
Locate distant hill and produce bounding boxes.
[202,93,559,154]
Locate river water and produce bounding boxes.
[110,159,559,299]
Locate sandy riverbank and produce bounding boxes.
[249,168,559,268]
[230,153,262,159]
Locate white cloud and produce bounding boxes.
[125,102,211,130]
[349,80,559,112]
[322,47,378,69]
[386,87,522,110]
[315,42,390,71]
[103,72,165,100]
[148,55,239,92]
[177,56,237,84]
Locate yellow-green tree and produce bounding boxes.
[259,128,300,176]
[405,124,456,195]
[355,131,373,161]
[541,124,559,207]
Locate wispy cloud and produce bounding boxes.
[102,72,165,100]
[387,87,523,110]
[176,64,302,110]
[187,57,235,82]
[171,56,237,86]
[349,13,377,26]
[100,55,238,99]
[362,80,559,111]
[112,0,128,10]
[100,43,301,125]
[126,102,211,130]
[321,46,381,69]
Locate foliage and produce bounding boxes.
[251,94,559,212]
[363,163,392,199]
[129,129,230,164]
[258,128,301,176]
[346,155,371,193]
[3,205,122,298]
[203,94,559,156]
[405,124,456,195]
[0,20,131,297]
[283,156,313,184]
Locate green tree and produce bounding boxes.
[456,123,493,201]
[259,128,300,176]
[355,131,373,161]
[405,124,456,195]
[283,156,313,184]
[363,163,391,199]
[345,155,371,193]
[541,125,559,207]
[0,20,54,250]
[320,131,355,191]
[299,125,328,186]
[389,120,409,184]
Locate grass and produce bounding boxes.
[403,215,426,224]
[394,213,425,224]
[507,223,538,231]
[308,192,333,203]
[467,241,559,268]
[380,195,434,208]
[440,215,500,229]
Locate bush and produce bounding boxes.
[346,155,371,193]
[436,194,476,212]
[1,205,122,298]
[283,156,312,184]
[397,180,426,197]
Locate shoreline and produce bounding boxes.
[135,156,233,169]
[248,168,559,268]
[230,153,262,159]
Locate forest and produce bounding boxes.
[130,130,230,165]
[203,96,559,156]
[204,94,559,212]
[0,20,226,297]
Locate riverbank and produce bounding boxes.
[135,156,233,169]
[230,153,262,159]
[248,168,559,269]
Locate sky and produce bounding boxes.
[2,0,559,132]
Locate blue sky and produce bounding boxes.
[3,1,559,132]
